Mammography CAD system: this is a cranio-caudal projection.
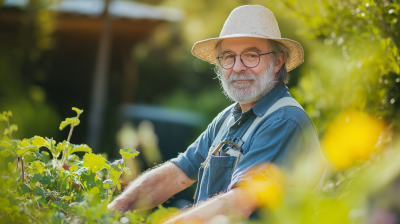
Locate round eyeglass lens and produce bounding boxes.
[218,53,235,69]
[241,51,260,67]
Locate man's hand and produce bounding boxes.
[107,162,195,214]
[107,196,132,214]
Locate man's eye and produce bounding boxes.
[225,55,235,59]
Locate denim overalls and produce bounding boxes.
[193,96,317,203]
[171,85,326,205]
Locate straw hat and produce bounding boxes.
[191,5,304,72]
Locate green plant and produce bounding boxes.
[279,0,400,133]
[0,108,177,223]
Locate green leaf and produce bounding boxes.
[33,186,45,199]
[109,166,123,187]
[3,128,9,136]
[103,179,113,189]
[59,117,80,130]
[73,166,89,176]
[7,111,12,117]
[81,172,97,189]
[65,144,92,158]
[71,144,92,154]
[41,151,50,164]
[8,162,15,173]
[60,174,70,192]
[30,173,43,184]
[124,211,145,223]
[18,138,32,148]
[9,124,17,133]
[52,178,62,190]
[0,139,13,150]
[0,113,6,121]
[11,140,18,149]
[49,201,62,210]
[88,186,99,196]
[52,158,62,170]
[66,154,80,165]
[72,107,84,115]
[34,151,42,158]
[61,196,70,202]
[0,148,15,159]
[23,152,40,163]
[31,137,58,158]
[111,159,123,166]
[6,176,17,190]
[39,174,53,185]
[16,145,38,157]
[123,166,131,175]
[50,140,66,159]
[31,136,51,149]
[39,178,51,185]
[82,153,110,173]
[69,164,79,173]
[146,205,179,224]
[17,183,31,195]
[119,148,139,164]
[0,149,17,172]
[26,161,46,174]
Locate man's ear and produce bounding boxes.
[273,52,285,74]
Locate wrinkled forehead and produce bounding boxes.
[219,37,270,53]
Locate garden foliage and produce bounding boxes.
[0,108,177,224]
[281,0,400,131]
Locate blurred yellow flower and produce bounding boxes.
[242,163,285,209]
[323,110,385,170]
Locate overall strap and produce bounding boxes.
[242,97,315,143]
[211,112,235,148]
[211,97,316,150]
[239,97,326,193]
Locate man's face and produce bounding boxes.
[218,37,278,104]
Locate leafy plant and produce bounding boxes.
[279,0,400,133]
[0,108,176,223]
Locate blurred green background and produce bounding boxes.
[1,0,400,222]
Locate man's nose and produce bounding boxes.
[232,55,247,73]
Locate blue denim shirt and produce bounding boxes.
[171,84,323,203]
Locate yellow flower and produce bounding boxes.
[323,110,385,170]
[242,163,285,209]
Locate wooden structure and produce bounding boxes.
[0,0,182,152]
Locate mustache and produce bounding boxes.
[228,72,257,82]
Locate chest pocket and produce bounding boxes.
[195,155,237,202]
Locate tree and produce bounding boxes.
[279,0,400,132]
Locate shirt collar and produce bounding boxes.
[230,84,290,117]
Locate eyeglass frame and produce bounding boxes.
[216,51,275,70]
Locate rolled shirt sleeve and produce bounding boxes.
[170,129,210,180]
[170,108,232,180]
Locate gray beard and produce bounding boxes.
[219,61,278,104]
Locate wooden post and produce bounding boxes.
[87,0,112,152]
[121,52,137,104]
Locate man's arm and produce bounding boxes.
[164,187,259,224]
[107,162,195,213]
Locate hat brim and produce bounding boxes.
[191,34,304,72]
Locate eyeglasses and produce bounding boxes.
[216,51,275,70]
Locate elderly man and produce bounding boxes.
[108,5,326,223]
